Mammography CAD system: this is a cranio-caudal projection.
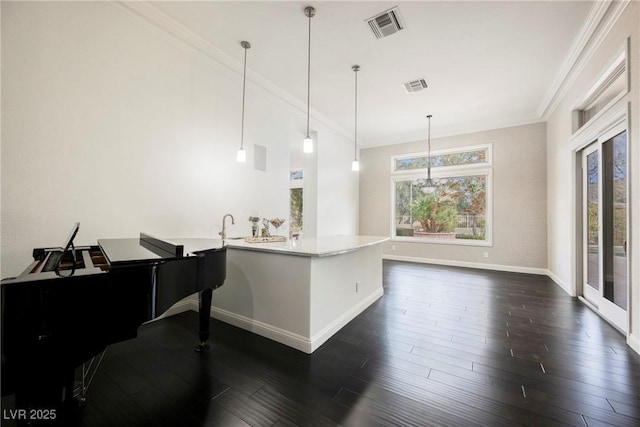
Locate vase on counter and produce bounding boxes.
[262,218,271,237]
[249,216,260,237]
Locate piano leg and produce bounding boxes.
[195,288,213,352]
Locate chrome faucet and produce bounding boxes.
[220,214,235,241]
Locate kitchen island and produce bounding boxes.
[212,235,388,353]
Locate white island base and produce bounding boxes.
[209,236,387,353]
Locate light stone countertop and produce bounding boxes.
[225,235,389,257]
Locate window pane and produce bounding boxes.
[603,131,627,309]
[290,188,303,232]
[586,150,599,290]
[394,175,486,241]
[394,181,415,236]
[395,149,487,171]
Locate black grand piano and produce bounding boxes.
[1,223,227,419]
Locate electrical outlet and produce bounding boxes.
[483,252,489,258]
[392,245,396,251]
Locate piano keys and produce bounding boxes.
[1,225,227,419]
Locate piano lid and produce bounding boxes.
[98,237,225,265]
[98,238,171,265]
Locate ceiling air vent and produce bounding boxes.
[403,78,428,93]
[366,7,405,39]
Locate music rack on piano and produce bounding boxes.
[1,224,227,418]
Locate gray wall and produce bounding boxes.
[360,122,547,272]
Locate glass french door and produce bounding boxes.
[582,127,628,332]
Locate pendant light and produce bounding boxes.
[237,40,251,163]
[423,114,439,193]
[351,65,360,171]
[303,6,315,153]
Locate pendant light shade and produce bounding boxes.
[237,41,251,163]
[236,148,246,163]
[303,136,313,153]
[303,6,315,154]
[351,65,360,172]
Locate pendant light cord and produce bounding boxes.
[427,114,432,180]
[241,44,248,150]
[354,66,359,160]
[306,9,312,138]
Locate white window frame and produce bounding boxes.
[392,143,492,174]
[390,143,493,246]
[572,39,630,136]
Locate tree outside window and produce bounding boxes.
[392,144,491,245]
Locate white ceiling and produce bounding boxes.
[151,1,594,147]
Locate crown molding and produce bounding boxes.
[537,0,631,120]
[363,117,545,149]
[110,1,353,142]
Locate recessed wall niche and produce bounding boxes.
[254,144,267,171]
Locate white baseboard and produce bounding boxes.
[383,254,548,276]
[210,306,313,353]
[628,333,640,356]
[141,297,313,352]
[208,288,384,354]
[545,269,573,296]
[308,288,384,352]
[382,254,579,299]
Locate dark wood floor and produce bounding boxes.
[4,261,640,426]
